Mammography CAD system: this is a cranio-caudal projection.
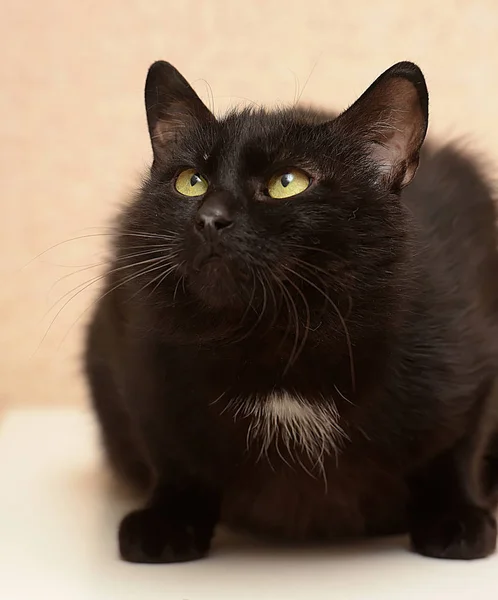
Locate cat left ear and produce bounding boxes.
[334,61,429,190]
[145,61,214,161]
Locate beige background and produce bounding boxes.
[1,0,498,410]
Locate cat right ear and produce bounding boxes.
[333,62,429,191]
[145,61,214,161]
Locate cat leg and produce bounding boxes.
[116,406,223,564]
[408,382,498,559]
[115,340,223,564]
[408,446,497,559]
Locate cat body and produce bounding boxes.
[85,61,498,562]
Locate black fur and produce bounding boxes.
[85,60,498,563]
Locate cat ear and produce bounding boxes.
[334,61,429,190]
[144,61,214,161]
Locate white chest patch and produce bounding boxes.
[225,392,347,473]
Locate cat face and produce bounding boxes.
[120,61,428,334]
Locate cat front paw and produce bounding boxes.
[118,508,212,563]
[410,504,497,560]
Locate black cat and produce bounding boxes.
[85,60,498,563]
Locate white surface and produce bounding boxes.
[1,410,498,599]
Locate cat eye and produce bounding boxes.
[267,168,311,199]
[175,169,209,197]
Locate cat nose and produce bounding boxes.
[195,194,234,234]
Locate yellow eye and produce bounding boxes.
[175,169,209,197]
[267,169,311,199]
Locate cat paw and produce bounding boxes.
[410,504,497,560]
[118,508,211,563]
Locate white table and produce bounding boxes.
[1,410,497,599]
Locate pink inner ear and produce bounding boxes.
[152,101,193,142]
[153,114,188,145]
[370,137,419,189]
[370,136,403,175]
[369,127,415,186]
[365,78,426,188]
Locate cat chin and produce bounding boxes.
[187,260,246,310]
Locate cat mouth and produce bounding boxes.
[192,251,224,271]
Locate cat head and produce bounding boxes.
[119,60,428,342]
